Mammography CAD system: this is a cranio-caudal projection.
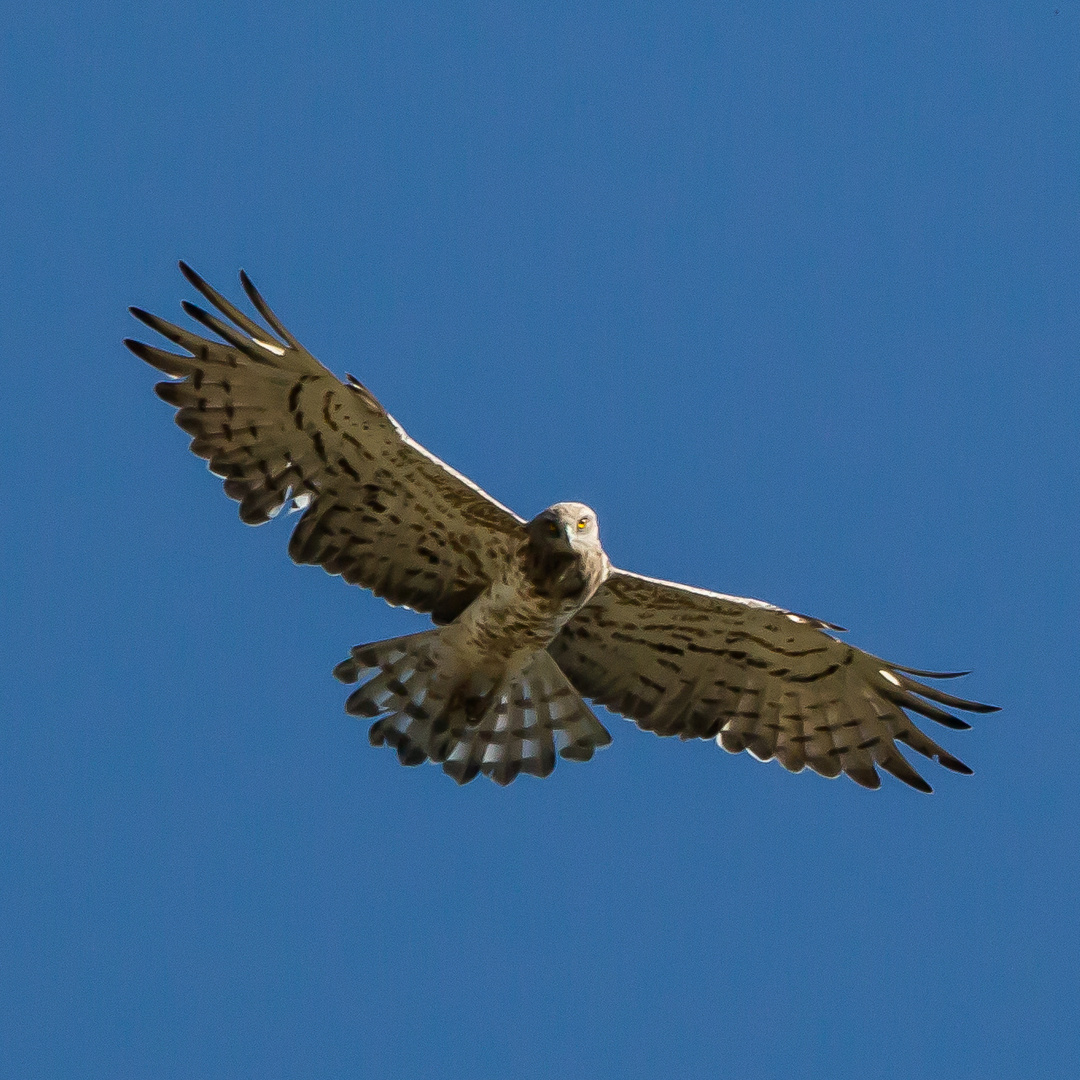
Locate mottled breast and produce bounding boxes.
[522,540,607,608]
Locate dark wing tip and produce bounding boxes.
[237,268,301,349]
[892,670,1001,716]
[929,712,973,731]
[892,664,972,679]
[178,261,217,297]
[939,755,974,776]
[239,269,259,300]
[847,765,882,790]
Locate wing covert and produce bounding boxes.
[549,569,997,792]
[127,263,525,622]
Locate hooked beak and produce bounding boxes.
[543,519,575,551]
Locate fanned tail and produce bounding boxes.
[333,631,611,785]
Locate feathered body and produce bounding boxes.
[456,502,610,669]
[332,503,613,785]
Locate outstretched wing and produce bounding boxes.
[127,263,525,623]
[548,569,998,792]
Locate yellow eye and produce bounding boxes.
[576,518,588,531]
[548,522,560,536]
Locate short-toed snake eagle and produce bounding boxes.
[127,265,996,790]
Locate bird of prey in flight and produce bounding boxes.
[127,264,997,791]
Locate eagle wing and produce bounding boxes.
[548,569,998,791]
[126,263,525,623]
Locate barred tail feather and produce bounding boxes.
[442,650,613,786]
[333,630,446,769]
[333,634,611,785]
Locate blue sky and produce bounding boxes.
[2,2,1078,1077]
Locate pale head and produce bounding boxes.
[526,502,602,554]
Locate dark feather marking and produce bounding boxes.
[610,630,685,656]
[340,431,370,457]
[786,664,840,683]
[322,392,339,431]
[683,641,727,657]
[725,632,831,659]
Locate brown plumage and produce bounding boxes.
[128,264,998,790]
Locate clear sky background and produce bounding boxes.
[2,2,1078,1077]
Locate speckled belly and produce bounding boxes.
[442,574,584,674]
